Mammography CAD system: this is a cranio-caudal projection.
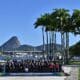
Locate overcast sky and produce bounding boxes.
[0,0,80,46]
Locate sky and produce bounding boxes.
[0,0,80,46]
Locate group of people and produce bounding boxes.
[0,59,62,73]
[5,60,62,73]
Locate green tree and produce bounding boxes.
[51,8,70,64]
[34,13,51,57]
[34,8,80,64]
[71,9,80,34]
[70,42,80,56]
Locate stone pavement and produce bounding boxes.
[65,67,79,80]
[0,76,66,80]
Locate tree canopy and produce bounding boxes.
[70,42,80,56]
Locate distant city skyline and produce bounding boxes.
[0,0,80,46]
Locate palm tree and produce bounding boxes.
[45,15,57,59]
[63,16,71,63]
[34,16,45,57]
[71,9,80,35]
[34,8,73,63]
[34,13,51,58]
[51,8,70,64]
[69,9,80,60]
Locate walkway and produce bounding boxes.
[0,76,66,80]
[66,66,79,80]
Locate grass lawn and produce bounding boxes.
[0,73,5,76]
[69,61,80,65]
[59,72,65,76]
[78,68,80,80]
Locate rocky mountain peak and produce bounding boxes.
[0,36,21,51]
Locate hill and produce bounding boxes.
[0,36,21,51]
[0,36,62,52]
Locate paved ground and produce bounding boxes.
[66,66,79,80]
[0,76,66,80]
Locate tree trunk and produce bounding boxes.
[54,31,56,53]
[52,31,55,56]
[52,31,56,60]
[46,31,49,58]
[50,32,52,57]
[61,32,65,64]
[66,32,69,64]
[42,27,45,57]
[48,31,52,60]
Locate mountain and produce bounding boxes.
[0,36,36,51]
[16,45,35,51]
[36,44,62,52]
[0,36,21,51]
[0,36,62,52]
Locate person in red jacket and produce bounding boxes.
[49,62,55,72]
[55,62,59,72]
